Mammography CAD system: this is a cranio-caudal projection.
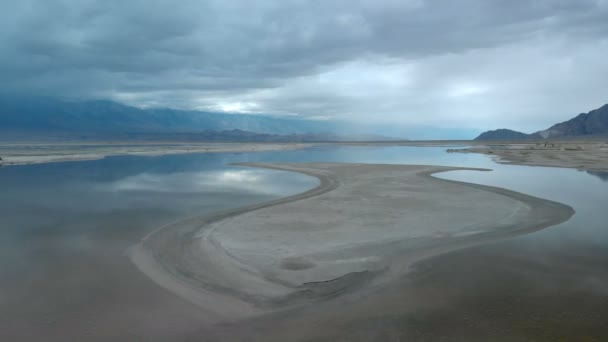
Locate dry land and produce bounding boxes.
[448,141,608,172]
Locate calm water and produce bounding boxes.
[0,145,606,341]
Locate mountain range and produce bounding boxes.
[0,95,340,139]
[4,95,605,142]
[476,104,608,140]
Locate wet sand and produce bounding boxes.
[131,163,574,331]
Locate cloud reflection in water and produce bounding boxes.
[102,168,318,196]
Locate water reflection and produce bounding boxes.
[437,164,608,242]
[586,170,608,181]
[101,169,318,195]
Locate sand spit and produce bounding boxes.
[130,163,574,323]
[449,141,608,172]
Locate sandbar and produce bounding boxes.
[130,163,574,323]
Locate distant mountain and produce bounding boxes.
[537,104,608,139]
[474,129,535,141]
[0,95,337,137]
[475,104,608,141]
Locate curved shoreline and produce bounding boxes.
[129,163,574,323]
[129,163,342,322]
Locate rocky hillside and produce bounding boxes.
[537,104,608,139]
[475,104,608,140]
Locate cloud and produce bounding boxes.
[1,0,607,136]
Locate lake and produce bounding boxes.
[1,146,606,341]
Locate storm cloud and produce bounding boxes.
[1,0,608,136]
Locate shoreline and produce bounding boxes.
[449,141,608,172]
[0,140,472,167]
[1,140,606,174]
[129,163,341,322]
[129,162,574,323]
[0,142,314,166]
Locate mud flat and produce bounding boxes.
[130,162,574,325]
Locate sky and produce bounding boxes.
[1,0,608,138]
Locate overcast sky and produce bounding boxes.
[1,0,607,138]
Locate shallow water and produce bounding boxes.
[0,145,606,341]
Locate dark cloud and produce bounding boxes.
[1,0,607,136]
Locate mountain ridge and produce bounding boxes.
[475,104,608,140]
[0,95,336,136]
